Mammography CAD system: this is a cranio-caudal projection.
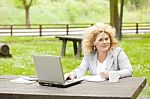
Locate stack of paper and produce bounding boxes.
[10,76,38,84]
[79,75,106,82]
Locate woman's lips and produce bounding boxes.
[102,45,109,48]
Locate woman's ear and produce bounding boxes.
[93,40,96,46]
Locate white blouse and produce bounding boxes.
[96,59,106,75]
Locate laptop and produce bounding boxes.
[32,55,83,88]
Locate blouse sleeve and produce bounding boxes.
[116,49,133,78]
[73,55,89,78]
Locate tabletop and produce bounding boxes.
[0,75,147,99]
[55,35,83,40]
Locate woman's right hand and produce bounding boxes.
[64,71,76,80]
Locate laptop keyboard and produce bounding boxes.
[65,80,74,83]
[65,79,82,84]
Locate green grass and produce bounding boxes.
[0,36,81,75]
[0,35,149,96]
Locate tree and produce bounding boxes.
[23,0,34,28]
[118,0,124,40]
[110,0,124,40]
[109,0,119,37]
[13,0,35,28]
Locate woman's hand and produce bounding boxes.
[99,71,109,79]
[64,71,76,80]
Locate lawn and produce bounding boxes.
[0,35,149,96]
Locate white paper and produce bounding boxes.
[10,76,37,84]
[20,76,38,81]
[79,75,106,82]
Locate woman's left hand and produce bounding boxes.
[99,71,109,79]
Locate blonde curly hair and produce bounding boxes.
[82,23,118,54]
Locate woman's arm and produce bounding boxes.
[117,49,133,78]
[72,55,90,78]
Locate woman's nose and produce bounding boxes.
[103,40,107,43]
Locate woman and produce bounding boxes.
[65,23,132,80]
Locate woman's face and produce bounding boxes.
[94,33,111,53]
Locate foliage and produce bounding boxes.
[11,0,37,9]
[124,0,150,10]
[0,0,147,24]
[0,0,150,24]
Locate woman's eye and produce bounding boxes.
[99,39,102,41]
[105,38,108,40]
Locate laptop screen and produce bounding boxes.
[33,55,65,84]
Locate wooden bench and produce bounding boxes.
[0,75,147,99]
[56,35,83,58]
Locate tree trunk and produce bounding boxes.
[117,0,124,40]
[110,0,118,36]
[25,7,30,28]
[23,0,33,28]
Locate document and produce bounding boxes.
[79,75,106,82]
[10,76,38,84]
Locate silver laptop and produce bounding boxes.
[32,55,82,87]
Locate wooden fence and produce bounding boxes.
[0,22,150,36]
[122,22,150,34]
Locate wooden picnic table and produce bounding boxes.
[0,75,147,99]
[56,35,83,58]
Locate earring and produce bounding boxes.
[94,46,96,50]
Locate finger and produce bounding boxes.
[69,75,75,80]
[99,73,105,79]
[64,73,69,80]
